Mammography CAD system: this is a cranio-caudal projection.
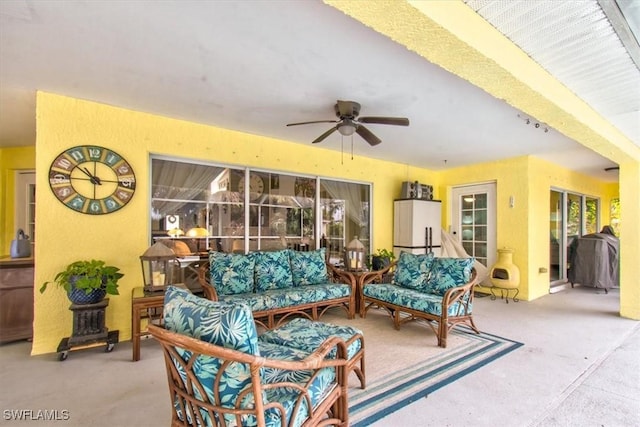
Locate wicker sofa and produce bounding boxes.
[149,286,350,427]
[197,248,356,329]
[359,252,479,348]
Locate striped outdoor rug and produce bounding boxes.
[322,309,523,426]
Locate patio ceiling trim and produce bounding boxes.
[323,0,640,165]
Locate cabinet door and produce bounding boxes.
[393,200,412,246]
[395,199,441,247]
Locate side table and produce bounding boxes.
[338,269,372,314]
[131,287,165,361]
[131,284,187,361]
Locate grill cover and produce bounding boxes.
[568,233,619,289]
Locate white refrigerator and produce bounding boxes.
[393,199,442,258]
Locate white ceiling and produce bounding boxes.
[1,0,638,183]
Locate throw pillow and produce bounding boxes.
[290,248,328,286]
[163,285,259,354]
[426,257,475,296]
[209,251,256,295]
[254,249,294,291]
[162,286,260,419]
[392,251,435,291]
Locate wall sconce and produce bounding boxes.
[140,242,179,292]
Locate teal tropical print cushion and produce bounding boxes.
[163,285,259,353]
[162,286,260,424]
[289,248,328,286]
[209,251,255,295]
[363,283,471,316]
[254,250,294,291]
[259,341,337,427]
[392,251,435,291]
[426,257,475,296]
[259,317,363,360]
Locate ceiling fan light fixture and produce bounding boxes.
[337,121,356,136]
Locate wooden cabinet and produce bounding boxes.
[0,257,34,343]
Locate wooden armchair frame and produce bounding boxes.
[148,323,349,427]
[359,262,479,348]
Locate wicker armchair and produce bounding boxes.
[359,254,479,348]
[149,286,349,427]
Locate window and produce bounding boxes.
[610,198,620,236]
[150,157,371,265]
[320,179,371,265]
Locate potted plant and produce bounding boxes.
[40,259,123,305]
[370,248,395,271]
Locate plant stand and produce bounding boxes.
[56,298,119,361]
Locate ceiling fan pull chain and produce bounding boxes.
[341,135,344,165]
[351,135,354,160]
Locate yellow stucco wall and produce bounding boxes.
[0,146,36,255]
[29,92,623,354]
[438,156,618,301]
[32,92,440,354]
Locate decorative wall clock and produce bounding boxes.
[238,174,265,202]
[48,145,136,215]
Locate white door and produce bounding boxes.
[450,183,496,268]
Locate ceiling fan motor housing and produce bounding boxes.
[335,101,360,119]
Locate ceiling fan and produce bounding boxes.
[286,100,409,146]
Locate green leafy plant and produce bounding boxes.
[374,248,395,260]
[40,259,123,296]
[370,248,395,270]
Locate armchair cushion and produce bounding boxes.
[392,251,435,291]
[426,257,475,296]
[163,286,260,418]
[363,283,470,316]
[254,250,294,291]
[259,341,337,425]
[209,251,256,295]
[289,248,329,286]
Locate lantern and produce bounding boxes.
[345,236,366,272]
[140,242,179,292]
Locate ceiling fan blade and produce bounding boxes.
[356,125,382,146]
[286,120,338,127]
[359,116,410,126]
[336,100,360,118]
[312,126,338,144]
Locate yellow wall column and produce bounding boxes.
[619,162,640,319]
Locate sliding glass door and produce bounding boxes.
[549,189,600,287]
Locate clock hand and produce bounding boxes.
[83,167,102,185]
[78,167,93,179]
